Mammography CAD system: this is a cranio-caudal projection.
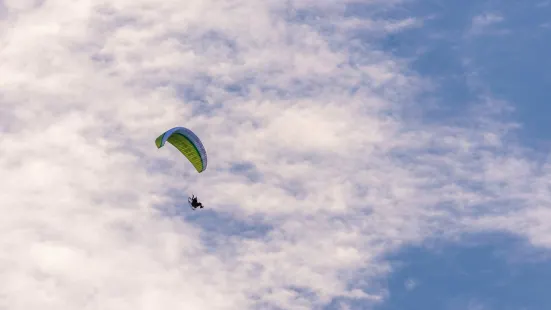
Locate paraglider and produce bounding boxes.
[188,194,204,210]
[156,126,208,209]
[155,126,208,173]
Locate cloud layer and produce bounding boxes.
[1,0,549,309]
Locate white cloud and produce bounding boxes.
[468,13,505,36]
[404,278,417,291]
[472,13,503,28]
[1,0,549,309]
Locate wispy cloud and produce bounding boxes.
[404,278,417,291]
[1,0,549,309]
[468,13,505,36]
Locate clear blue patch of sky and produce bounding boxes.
[344,0,551,148]
[322,232,551,310]
[374,232,551,310]
[460,1,551,147]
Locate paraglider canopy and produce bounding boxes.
[155,127,208,173]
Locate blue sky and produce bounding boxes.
[364,1,551,309]
[377,0,551,144]
[2,0,551,309]
[377,232,551,310]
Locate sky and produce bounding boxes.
[1,0,550,309]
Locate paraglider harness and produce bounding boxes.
[188,194,204,210]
